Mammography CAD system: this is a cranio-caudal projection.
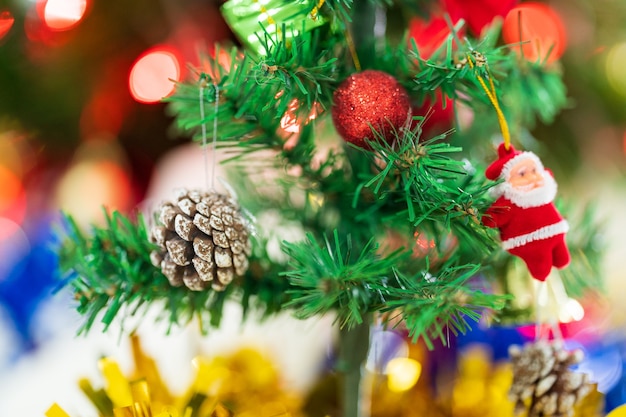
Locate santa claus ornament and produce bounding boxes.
[483,143,570,281]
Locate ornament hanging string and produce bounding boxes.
[466,53,511,150]
[310,0,326,20]
[310,0,359,70]
[345,29,362,71]
[198,76,220,190]
[534,275,567,342]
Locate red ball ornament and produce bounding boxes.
[411,90,455,137]
[331,70,411,148]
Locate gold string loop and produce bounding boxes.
[466,52,511,150]
[310,0,326,20]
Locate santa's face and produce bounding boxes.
[494,156,557,208]
[508,158,544,191]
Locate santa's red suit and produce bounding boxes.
[483,144,571,281]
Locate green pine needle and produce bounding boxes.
[58,210,231,334]
[378,265,510,349]
[282,231,404,329]
[314,0,354,22]
[282,231,509,348]
[253,23,339,108]
[350,128,499,262]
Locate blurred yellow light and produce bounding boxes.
[386,357,422,392]
[458,345,491,378]
[55,160,132,226]
[453,379,486,408]
[606,43,626,96]
[607,404,626,417]
[44,0,88,31]
[307,192,325,210]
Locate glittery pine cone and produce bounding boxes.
[149,189,251,291]
[508,340,592,417]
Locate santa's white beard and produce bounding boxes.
[492,173,557,208]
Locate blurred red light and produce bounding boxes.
[0,166,27,229]
[502,3,567,64]
[24,3,69,47]
[408,16,459,60]
[129,46,181,104]
[0,10,14,41]
[81,90,126,138]
[43,0,88,31]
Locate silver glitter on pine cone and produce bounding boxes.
[149,189,251,291]
[508,340,592,417]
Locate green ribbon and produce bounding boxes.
[221,0,327,55]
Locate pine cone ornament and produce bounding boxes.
[149,189,252,291]
[508,340,592,417]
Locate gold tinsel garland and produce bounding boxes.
[368,344,603,417]
[46,335,302,417]
[47,336,603,417]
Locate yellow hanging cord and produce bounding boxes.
[466,53,511,150]
[310,0,326,20]
[345,28,362,72]
[310,0,359,71]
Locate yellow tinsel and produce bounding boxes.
[48,336,603,417]
[369,343,603,417]
[47,335,303,417]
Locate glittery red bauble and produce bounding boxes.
[331,70,411,148]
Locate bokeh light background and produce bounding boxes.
[1,0,626,415]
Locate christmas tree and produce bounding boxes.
[54,1,604,416]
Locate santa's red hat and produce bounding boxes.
[485,143,544,180]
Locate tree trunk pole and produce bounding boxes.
[339,2,382,416]
[338,315,371,417]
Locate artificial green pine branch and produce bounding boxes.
[282,230,509,347]
[500,59,569,128]
[168,29,342,162]
[351,129,498,257]
[282,231,406,328]
[169,49,286,157]
[410,21,568,132]
[314,0,354,23]
[558,203,605,297]
[57,0,594,355]
[59,211,237,333]
[409,20,496,102]
[377,264,510,349]
[254,26,339,109]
